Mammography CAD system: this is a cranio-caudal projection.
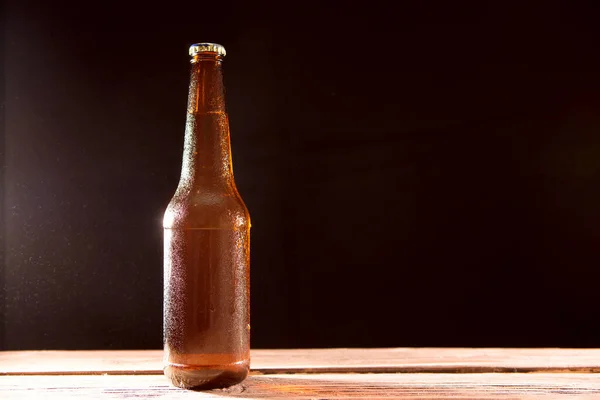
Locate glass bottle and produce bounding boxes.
[163,42,251,389]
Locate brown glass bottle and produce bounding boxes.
[163,43,250,390]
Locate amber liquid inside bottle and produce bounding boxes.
[163,44,250,389]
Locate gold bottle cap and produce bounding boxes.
[189,43,226,57]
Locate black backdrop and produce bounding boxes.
[2,1,600,350]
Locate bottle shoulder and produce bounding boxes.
[163,189,250,230]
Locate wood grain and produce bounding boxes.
[3,348,600,375]
[3,373,600,399]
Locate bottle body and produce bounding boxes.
[163,43,250,389]
[163,196,250,389]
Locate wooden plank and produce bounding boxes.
[252,348,600,373]
[4,348,600,375]
[3,373,600,399]
[0,349,163,375]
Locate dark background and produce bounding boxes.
[2,0,600,350]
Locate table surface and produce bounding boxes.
[3,348,600,399]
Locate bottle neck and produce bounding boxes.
[180,56,234,190]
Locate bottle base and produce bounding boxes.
[164,361,249,390]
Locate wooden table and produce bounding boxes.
[3,348,600,398]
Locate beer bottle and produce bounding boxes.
[163,43,251,389]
